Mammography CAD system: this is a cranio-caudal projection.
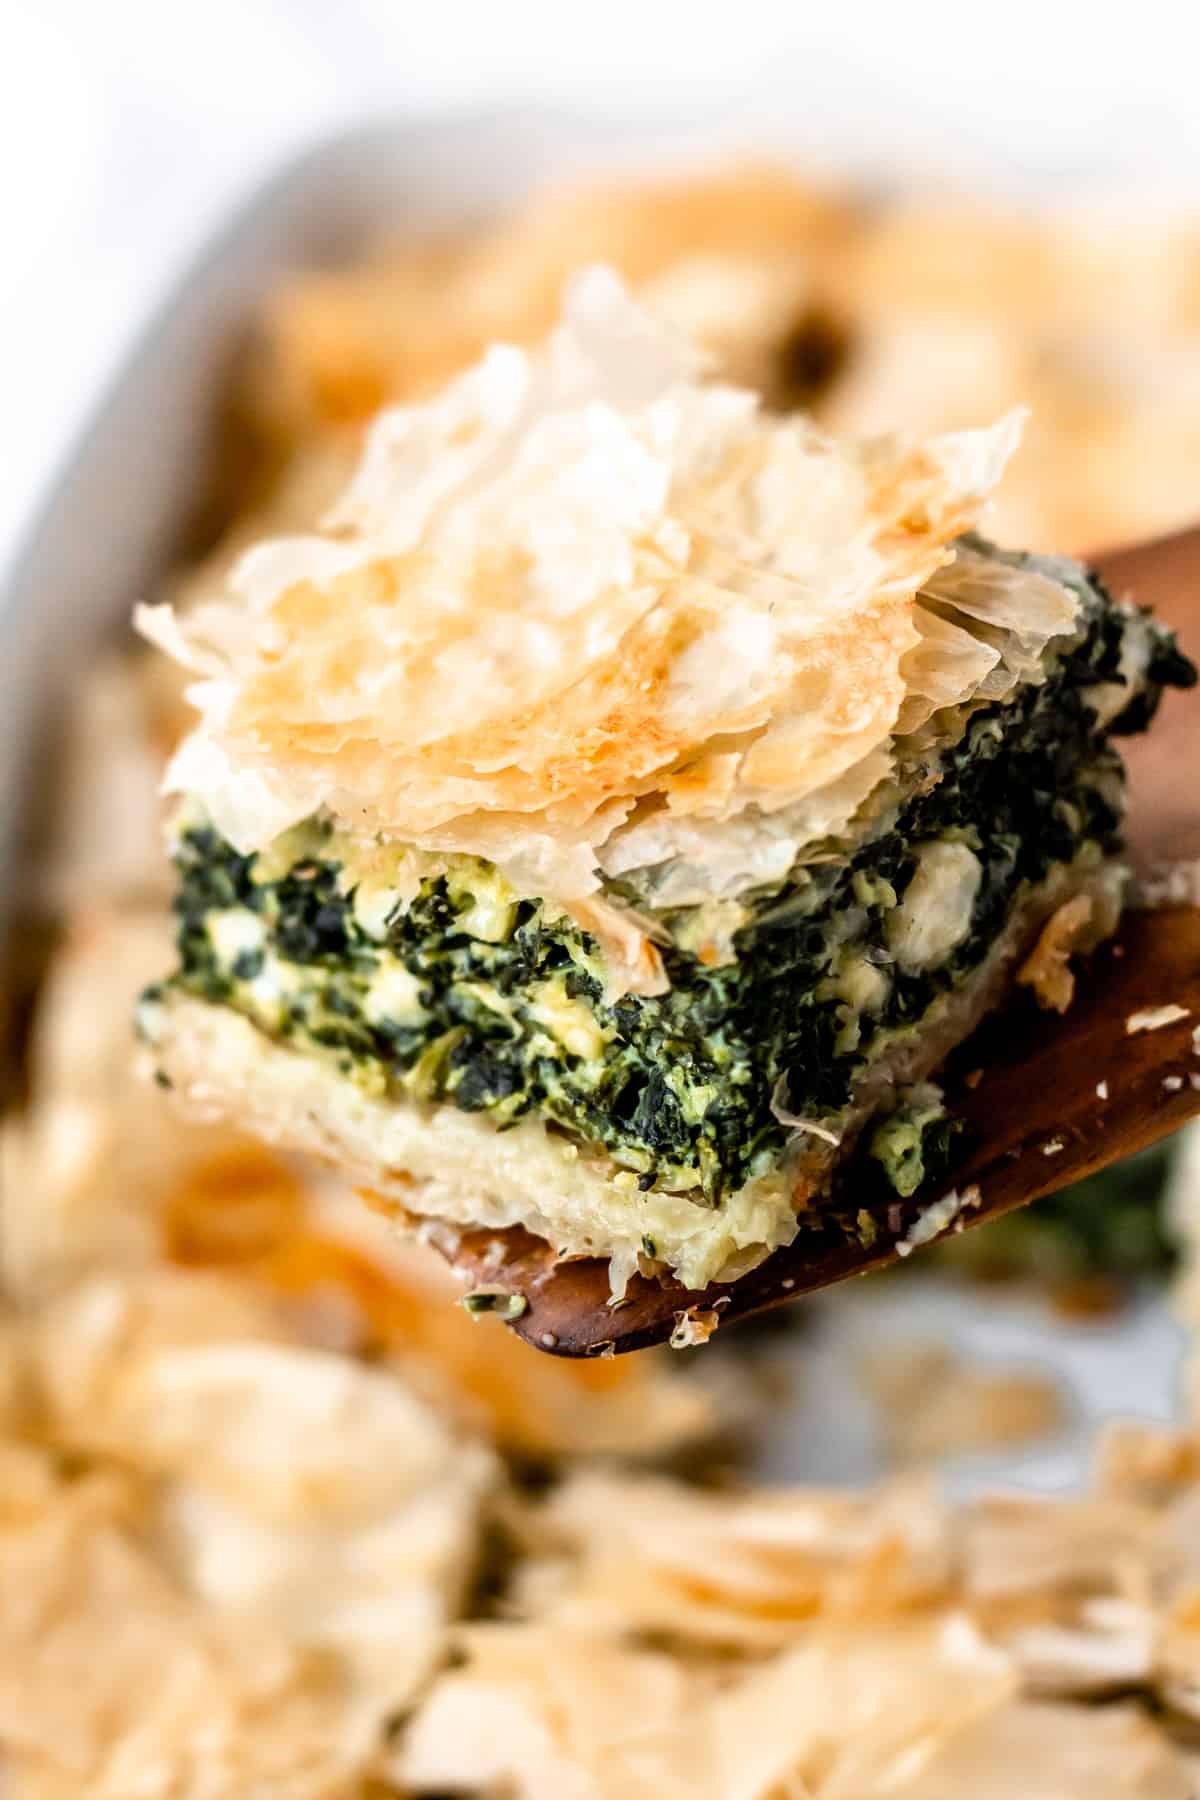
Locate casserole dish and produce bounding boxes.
[1,110,1189,1493]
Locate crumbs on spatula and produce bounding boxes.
[1126,1005,1191,1034]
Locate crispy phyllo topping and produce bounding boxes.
[138,271,1042,913]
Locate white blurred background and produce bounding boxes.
[3,0,1200,577]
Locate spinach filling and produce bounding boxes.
[158,575,1193,1207]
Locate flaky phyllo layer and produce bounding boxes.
[140,269,1193,1293]
[137,266,1082,994]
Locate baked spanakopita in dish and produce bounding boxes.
[136,267,1195,1298]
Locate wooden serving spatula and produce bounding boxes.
[442,531,1200,1357]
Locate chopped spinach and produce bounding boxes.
[159,561,1193,1206]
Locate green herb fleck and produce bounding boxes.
[855,1208,878,1248]
[462,1290,528,1320]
